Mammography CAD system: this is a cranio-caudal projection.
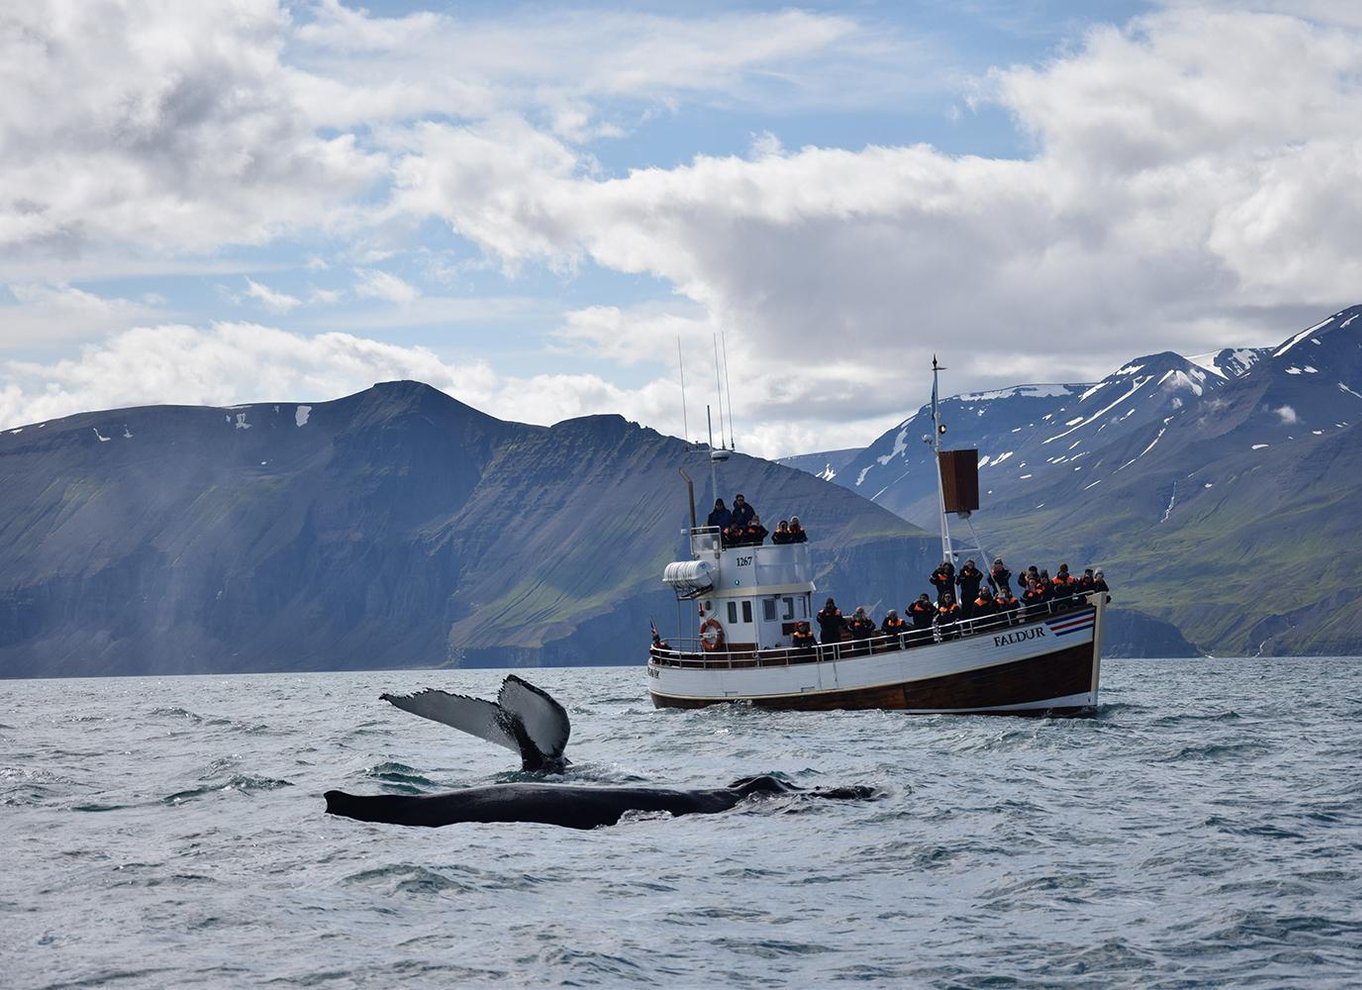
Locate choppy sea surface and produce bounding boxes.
[3,659,1361,989]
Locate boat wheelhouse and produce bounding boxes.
[646,359,1105,715]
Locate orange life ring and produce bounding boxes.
[699,617,726,652]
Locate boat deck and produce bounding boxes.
[650,594,1100,670]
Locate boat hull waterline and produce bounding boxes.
[648,598,1104,716]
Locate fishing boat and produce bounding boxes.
[646,359,1105,715]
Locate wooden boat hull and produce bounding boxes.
[647,600,1103,716]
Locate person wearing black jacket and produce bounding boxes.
[816,598,846,645]
[989,558,1012,596]
[956,559,984,617]
[929,561,956,605]
[730,494,755,528]
[706,498,731,531]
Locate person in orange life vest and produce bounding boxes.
[908,594,935,632]
[730,493,755,528]
[973,588,997,620]
[935,592,962,638]
[722,521,746,548]
[989,557,1012,596]
[791,620,816,651]
[847,607,876,639]
[771,520,792,544]
[956,559,984,618]
[744,515,769,546]
[880,609,907,638]
[787,516,808,543]
[995,589,1020,623]
[1021,577,1048,619]
[930,560,956,604]
[1076,568,1095,595]
[816,598,846,644]
[1052,563,1076,600]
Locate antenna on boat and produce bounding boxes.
[712,334,726,450]
[720,327,736,450]
[706,404,729,510]
[930,356,955,565]
[677,337,692,445]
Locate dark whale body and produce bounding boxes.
[324,775,875,830]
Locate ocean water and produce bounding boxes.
[3,659,1361,989]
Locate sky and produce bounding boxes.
[2,0,1360,458]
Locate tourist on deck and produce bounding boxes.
[731,493,755,528]
[787,516,808,543]
[706,498,731,531]
[908,594,935,637]
[1052,563,1076,603]
[973,588,998,623]
[848,607,876,639]
[848,606,876,655]
[1021,578,1049,619]
[880,609,907,641]
[771,520,792,544]
[930,560,956,604]
[817,598,846,645]
[743,516,769,546]
[996,589,1021,624]
[957,559,984,617]
[1076,568,1096,595]
[791,621,816,652]
[989,558,1012,596]
[935,592,962,639]
[1093,570,1111,602]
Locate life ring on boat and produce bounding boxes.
[699,617,726,652]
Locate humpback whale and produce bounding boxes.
[324,775,876,830]
[381,674,571,773]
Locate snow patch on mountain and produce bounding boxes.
[1274,318,1331,357]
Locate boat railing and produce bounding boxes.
[649,593,1102,670]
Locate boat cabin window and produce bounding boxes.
[727,601,738,624]
[742,601,753,623]
[782,596,796,620]
[762,598,776,622]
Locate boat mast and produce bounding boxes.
[930,356,954,565]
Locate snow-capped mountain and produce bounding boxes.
[837,348,1253,527]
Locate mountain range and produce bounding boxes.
[785,304,1362,657]
[7,304,1350,677]
[0,383,981,677]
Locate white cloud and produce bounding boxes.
[0,282,166,347]
[243,277,301,314]
[386,6,1362,410]
[0,1,383,257]
[353,268,420,304]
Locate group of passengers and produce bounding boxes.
[799,558,1110,649]
[707,495,807,549]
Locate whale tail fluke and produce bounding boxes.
[381,676,572,773]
